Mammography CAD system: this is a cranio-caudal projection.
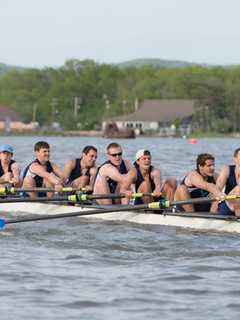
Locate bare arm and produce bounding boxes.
[101,165,126,184]
[151,168,162,196]
[187,171,225,198]
[216,166,229,192]
[11,162,21,186]
[30,163,62,185]
[89,167,98,188]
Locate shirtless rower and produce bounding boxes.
[129,149,177,204]
[93,142,132,205]
[0,144,21,187]
[216,148,240,216]
[63,145,97,191]
[174,153,225,212]
[22,141,64,197]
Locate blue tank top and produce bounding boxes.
[23,159,54,187]
[133,162,163,205]
[225,165,237,194]
[133,162,155,192]
[68,158,90,183]
[97,160,128,194]
[181,171,216,211]
[0,160,15,177]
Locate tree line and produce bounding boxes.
[0,59,239,133]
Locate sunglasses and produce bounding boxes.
[109,152,122,157]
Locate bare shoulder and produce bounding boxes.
[219,165,230,174]
[11,161,20,169]
[30,162,42,171]
[65,159,75,168]
[90,166,98,175]
[151,167,161,177]
[123,159,132,170]
[185,170,201,184]
[99,163,112,173]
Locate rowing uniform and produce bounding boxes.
[180,171,216,212]
[133,162,163,205]
[22,159,54,197]
[0,160,15,177]
[67,158,90,185]
[218,165,236,215]
[98,160,128,195]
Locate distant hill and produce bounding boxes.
[0,59,237,77]
[116,58,205,69]
[0,63,25,77]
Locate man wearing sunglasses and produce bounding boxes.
[93,142,132,205]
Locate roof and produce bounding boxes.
[0,105,22,121]
[113,99,195,122]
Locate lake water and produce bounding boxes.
[0,136,240,320]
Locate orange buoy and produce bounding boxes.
[189,138,198,144]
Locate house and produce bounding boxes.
[102,99,196,136]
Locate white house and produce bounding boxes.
[102,99,196,136]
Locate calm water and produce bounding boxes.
[1,136,240,320]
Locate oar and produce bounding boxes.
[0,186,80,195]
[0,192,154,203]
[0,195,239,228]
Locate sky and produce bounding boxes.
[0,0,239,68]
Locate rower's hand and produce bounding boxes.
[214,191,226,202]
[123,190,133,199]
[152,189,162,198]
[9,177,20,186]
[3,172,13,183]
[54,183,64,193]
[81,185,93,193]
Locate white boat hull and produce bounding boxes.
[0,202,240,234]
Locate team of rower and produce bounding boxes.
[0,141,240,216]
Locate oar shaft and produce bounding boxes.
[0,196,69,203]
[5,204,148,225]
[6,187,78,194]
[171,197,215,206]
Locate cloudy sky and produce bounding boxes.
[0,0,239,68]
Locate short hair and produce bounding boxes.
[82,145,97,155]
[34,141,50,151]
[106,142,121,151]
[234,148,240,157]
[196,153,214,169]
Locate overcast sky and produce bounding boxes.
[0,0,239,68]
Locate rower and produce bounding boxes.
[63,145,98,191]
[93,142,133,205]
[22,141,64,198]
[0,144,21,187]
[174,153,225,212]
[216,148,240,216]
[129,149,177,204]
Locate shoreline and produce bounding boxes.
[0,130,239,138]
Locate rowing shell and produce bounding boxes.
[0,202,239,234]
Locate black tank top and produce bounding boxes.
[181,170,215,189]
[133,162,155,192]
[68,158,90,183]
[0,160,15,177]
[225,165,237,194]
[97,160,128,194]
[181,170,216,211]
[23,159,54,187]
